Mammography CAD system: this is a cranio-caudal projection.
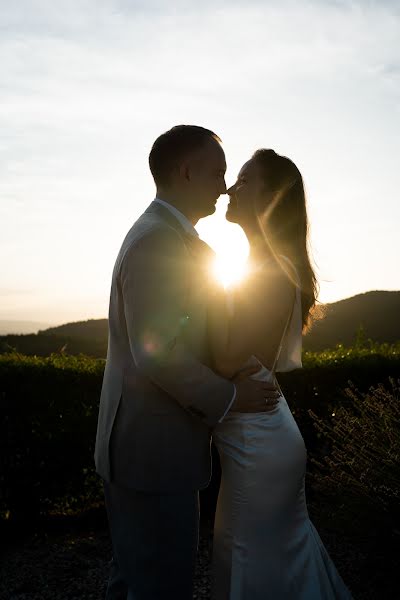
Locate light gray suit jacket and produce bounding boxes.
[94,200,234,491]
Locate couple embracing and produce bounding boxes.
[94,125,353,599]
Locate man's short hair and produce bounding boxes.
[149,125,221,186]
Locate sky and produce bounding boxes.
[1,0,399,327]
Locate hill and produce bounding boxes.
[304,290,400,351]
[0,320,53,335]
[42,319,108,343]
[0,291,399,357]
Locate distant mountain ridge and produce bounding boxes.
[304,290,400,351]
[0,320,53,335]
[41,319,108,343]
[0,291,399,356]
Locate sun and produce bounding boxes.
[196,207,249,289]
[212,252,248,289]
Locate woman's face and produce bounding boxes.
[225,158,267,226]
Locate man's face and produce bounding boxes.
[185,138,227,219]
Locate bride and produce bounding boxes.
[208,149,353,599]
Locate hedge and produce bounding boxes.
[1,343,399,527]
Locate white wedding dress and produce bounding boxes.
[211,260,353,600]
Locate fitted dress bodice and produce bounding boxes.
[211,259,353,599]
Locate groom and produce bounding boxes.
[94,125,279,599]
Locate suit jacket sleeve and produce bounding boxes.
[119,225,235,428]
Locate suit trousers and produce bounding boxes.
[103,480,200,600]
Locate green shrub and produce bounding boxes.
[278,342,400,457]
[0,333,107,358]
[0,352,104,524]
[0,344,399,527]
[308,378,400,534]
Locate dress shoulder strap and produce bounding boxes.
[269,293,296,376]
[269,254,299,375]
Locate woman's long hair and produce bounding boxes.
[252,149,318,331]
